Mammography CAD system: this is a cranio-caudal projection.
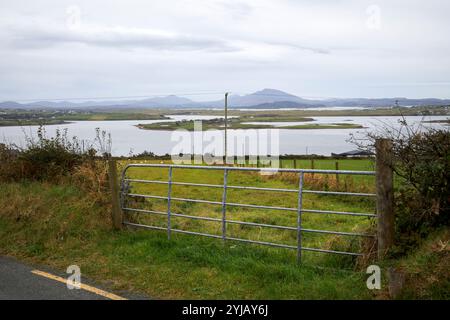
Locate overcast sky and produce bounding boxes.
[1,0,450,101]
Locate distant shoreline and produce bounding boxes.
[0,105,448,127]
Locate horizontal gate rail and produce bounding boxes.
[123,221,362,257]
[123,163,375,175]
[124,193,376,217]
[122,206,374,237]
[124,178,376,197]
[120,163,376,260]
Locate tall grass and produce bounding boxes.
[122,164,377,268]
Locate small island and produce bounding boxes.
[136,116,364,131]
[0,110,170,127]
[423,119,450,125]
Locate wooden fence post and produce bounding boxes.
[375,139,394,259]
[108,159,123,230]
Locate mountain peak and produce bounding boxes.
[252,88,297,97]
[226,88,304,107]
[2,89,450,109]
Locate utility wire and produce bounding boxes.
[10,90,227,103]
[6,90,334,103]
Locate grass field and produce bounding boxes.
[0,158,383,299]
[0,182,373,299]
[0,157,447,299]
[0,165,447,299]
[121,160,377,266]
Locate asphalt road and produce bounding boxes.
[0,256,130,300]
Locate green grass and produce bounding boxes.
[0,158,380,299]
[381,228,450,299]
[1,159,446,299]
[121,162,376,263]
[0,182,374,299]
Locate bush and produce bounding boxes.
[0,143,22,181]
[0,126,111,182]
[352,118,450,254]
[19,127,85,180]
[391,129,450,253]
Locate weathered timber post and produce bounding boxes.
[311,159,315,178]
[108,159,123,230]
[375,139,394,258]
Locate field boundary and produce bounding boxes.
[108,138,394,264]
[117,164,377,262]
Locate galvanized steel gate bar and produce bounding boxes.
[120,164,377,261]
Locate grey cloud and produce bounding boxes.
[268,41,330,54]
[1,0,450,100]
[8,24,239,52]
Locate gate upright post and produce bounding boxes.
[108,159,123,230]
[375,139,394,259]
[297,172,304,264]
[167,167,173,240]
[221,169,228,242]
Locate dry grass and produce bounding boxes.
[265,172,374,194]
[70,160,110,205]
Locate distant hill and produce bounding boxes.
[1,89,450,109]
[0,101,24,108]
[129,95,194,107]
[228,88,314,107]
[319,97,450,108]
[241,100,326,109]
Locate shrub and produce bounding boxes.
[0,126,111,182]
[18,127,85,180]
[0,143,22,181]
[351,118,450,254]
[390,129,450,253]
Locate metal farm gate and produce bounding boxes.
[118,163,378,262]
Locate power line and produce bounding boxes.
[10,90,227,103]
[6,90,335,104]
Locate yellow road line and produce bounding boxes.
[31,270,127,300]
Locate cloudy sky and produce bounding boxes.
[1,0,450,101]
